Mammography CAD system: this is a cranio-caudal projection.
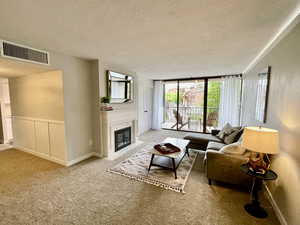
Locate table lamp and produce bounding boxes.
[241,127,279,174]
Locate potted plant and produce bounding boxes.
[101,97,110,104]
[100,97,113,111]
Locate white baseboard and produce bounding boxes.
[66,152,96,166]
[15,145,102,167]
[66,151,103,166]
[264,182,288,225]
[14,145,66,166]
[93,152,102,158]
[0,144,12,151]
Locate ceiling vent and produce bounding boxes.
[0,40,50,65]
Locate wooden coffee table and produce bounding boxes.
[148,137,190,179]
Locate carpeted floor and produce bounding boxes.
[108,142,197,193]
[0,130,280,225]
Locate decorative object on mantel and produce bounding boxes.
[255,66,271,123]
[108,143,197,193]
[241,126,279,175]
[101,97,113,111]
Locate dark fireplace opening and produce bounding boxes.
[115,127,131,152]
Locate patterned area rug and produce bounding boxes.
[108,144,197,193]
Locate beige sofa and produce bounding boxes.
[184,133,252,187]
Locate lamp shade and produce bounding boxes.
[241,127,279,154]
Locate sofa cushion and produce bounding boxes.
[207,141,226,151]
[220,142,246,155]
[184,133,223,150]
[184,133,223,144]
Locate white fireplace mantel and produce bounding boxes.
[100,109,141,160]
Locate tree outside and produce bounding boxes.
[207,81,221,113]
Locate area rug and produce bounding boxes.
[108,144,197,193]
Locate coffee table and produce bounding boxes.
[148,137,190,179]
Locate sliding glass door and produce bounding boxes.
[178,80,205,132]
[162,79,205,132]
[162,76,240,133]
[162,80,205,132]
[162,81,178,130]
[206,78,221,133]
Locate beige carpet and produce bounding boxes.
[0,130,280,225]
[108,144,197,193]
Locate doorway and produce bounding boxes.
[0,78,12,144]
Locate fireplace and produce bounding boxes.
[114,127,131,152]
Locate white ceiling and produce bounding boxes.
[0,0,299,79]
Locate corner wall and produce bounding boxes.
[49,52,96,162]
[242,22,300,225]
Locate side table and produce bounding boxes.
[240,164,278,218]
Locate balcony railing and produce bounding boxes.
[162,106,219,132]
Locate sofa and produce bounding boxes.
[184,132,252,187]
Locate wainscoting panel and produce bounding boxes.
[49,122,66,161]
[34,121,50,156]
[12,116,66,165]
[12,117,35,150]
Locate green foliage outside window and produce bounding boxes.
[207,81,221,113]
[165,92,183,104]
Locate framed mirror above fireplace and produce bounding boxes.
[107,70,133,103]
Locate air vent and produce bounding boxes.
[0,40,50,65]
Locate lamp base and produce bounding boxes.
[248,153,270,174]
[244,201,268,218]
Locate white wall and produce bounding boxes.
[9,70,64,120]
[48,52,96,162]
[137,77,153,135]
[0,78,12,143]
[242,21,300,225]
[90,60,101,156]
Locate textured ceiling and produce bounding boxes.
[0,0,299,79]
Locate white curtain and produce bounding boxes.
[218,76,242,128]
[152,81,164,130]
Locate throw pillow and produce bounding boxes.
[224,127,243,144]
[220,142,246,155]
[217,123,232,140]
[233,127,244,143]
